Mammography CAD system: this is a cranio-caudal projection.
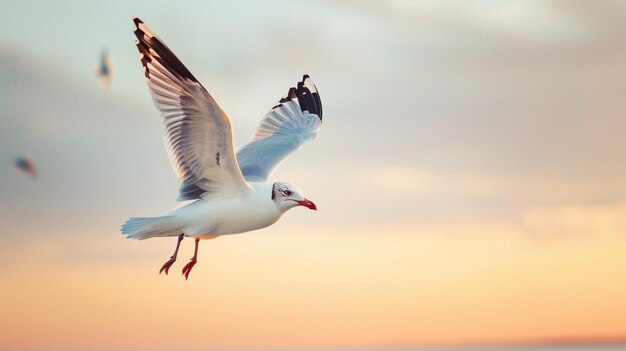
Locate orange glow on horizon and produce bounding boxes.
[1,219,626,350]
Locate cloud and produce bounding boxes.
[390,0,590,44]
[2,0,626,238]
[366,166,626,203]
[524,203,626,236]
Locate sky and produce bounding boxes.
[0,0,626,350]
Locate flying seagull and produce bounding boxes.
[96,48,112,90]
[13,156,37,179]
[121,18,323,279]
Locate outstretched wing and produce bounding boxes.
[133,17,249,200]
[236,75,323,182]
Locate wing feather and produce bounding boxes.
[133,17,248,200]
[236,75,323,182]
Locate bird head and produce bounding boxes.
[271,182,317,212]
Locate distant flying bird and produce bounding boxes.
[96,48,112,90]
[13,156,37,179]
[121,18,323,279]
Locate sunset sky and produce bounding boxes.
[1,1,625,350]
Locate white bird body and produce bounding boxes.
[171,182,282,238]
[121,18,323,278]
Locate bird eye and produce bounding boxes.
[283,190,292,196]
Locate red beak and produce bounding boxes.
[295,199,317,211]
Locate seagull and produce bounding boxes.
[13,156,37,179]
[96,48,112,90]
[121,18,323,279]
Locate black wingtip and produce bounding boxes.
[131,18,201,84]
[278,87,297,104]
[272,75,322,121]
[297,75,322,120]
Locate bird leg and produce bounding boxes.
[159,234,184,275]
[182,238,200,280]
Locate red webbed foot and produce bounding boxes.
[182,259,197,280]
[159,256,177,275]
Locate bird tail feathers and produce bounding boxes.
[121,215,181,240]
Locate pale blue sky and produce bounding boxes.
[1,0,625,246]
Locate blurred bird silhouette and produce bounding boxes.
[95,48,112,90]
[13,156,37,179]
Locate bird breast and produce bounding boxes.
[179,184,282,236]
